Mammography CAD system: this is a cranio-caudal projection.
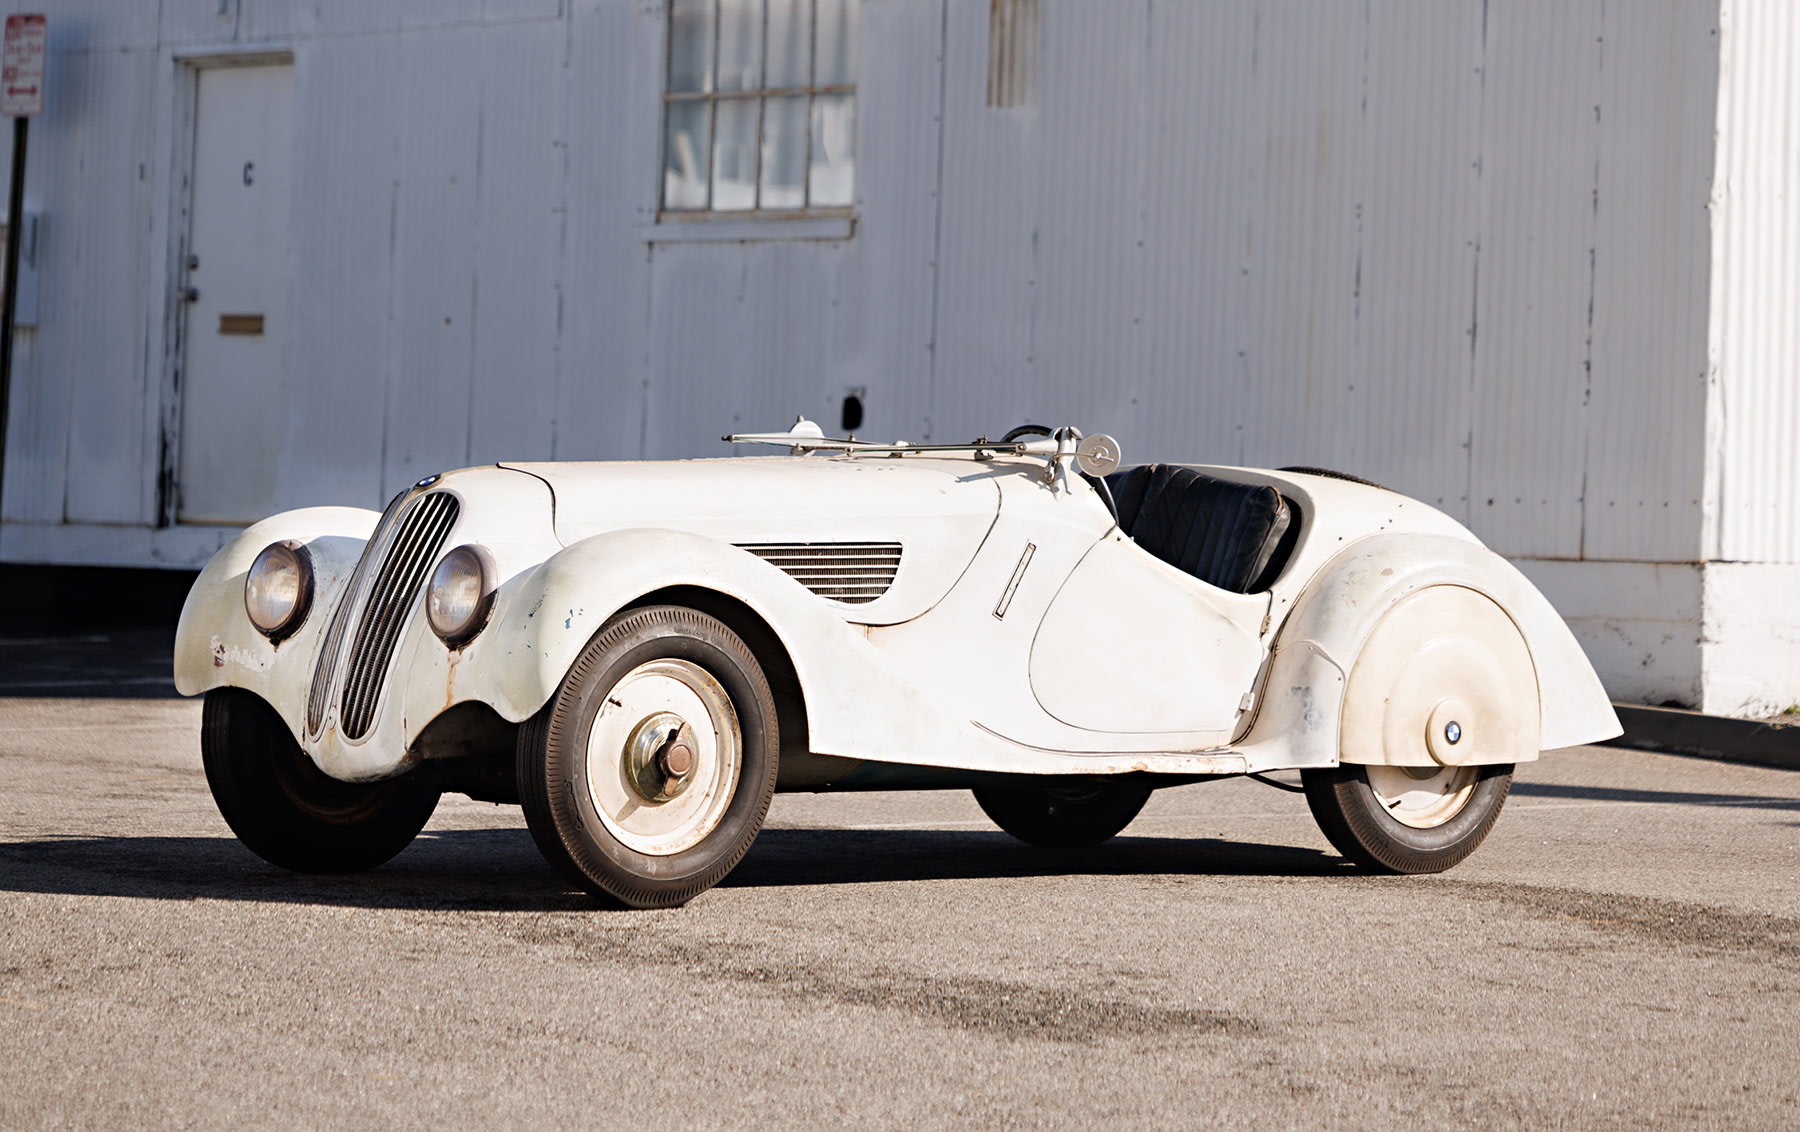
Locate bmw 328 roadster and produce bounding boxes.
[174,422,1620,907]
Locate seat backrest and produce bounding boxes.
[1104,465,1294,593]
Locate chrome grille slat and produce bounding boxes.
[306,490,409,735]
[305,594,354,735]
[737,541,902,605]
[338,492,460,740]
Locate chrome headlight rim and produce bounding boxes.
[243,539,315,643]
[426,543,497,648]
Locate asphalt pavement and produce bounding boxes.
[1,631,1797,1129]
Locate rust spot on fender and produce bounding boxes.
[209,635,271,675]
[444,648,462,710]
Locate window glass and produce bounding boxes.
[765,0,811,90]
[712,98,760,210]
[663,99,711,210]
[814,0,856,87]
[717,0,763,93]
[663,0,856,214]
[667,0,715,94]
[760,95,809,209]
[808,93,854,207]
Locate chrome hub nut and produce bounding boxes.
[626,712,698,802]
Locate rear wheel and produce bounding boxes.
[1301,762,1513,874]
[201,687,440,873]
[973,778,1153,849]
[1305,585,1535,874]
[517,606,779,909]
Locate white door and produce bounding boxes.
[1028,536,1268,737]
[178,63,293,524]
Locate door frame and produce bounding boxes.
[158,48,294,528]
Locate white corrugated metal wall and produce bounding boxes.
[927,0,1720,567]
[0,0,1742,577]
[1710,0,1800,566]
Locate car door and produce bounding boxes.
[1027,532,1269,736]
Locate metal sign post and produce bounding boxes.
[0,13,44,538]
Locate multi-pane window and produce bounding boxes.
[662,0,858,214]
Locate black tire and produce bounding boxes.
[1300,763,1513,874]
[201,687,440,873]
[973,777,1153,849]
[517,605,779,909]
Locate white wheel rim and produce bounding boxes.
[584,658,741,856]
[1365,763,1480,829]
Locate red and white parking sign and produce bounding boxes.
[2,15,46,118]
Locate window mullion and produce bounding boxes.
[661,6,672,211]
[704,98,718,212]
[802,0,816,208]
[754,0,769,210]
[707,0,723,211]
[752,98,767,213]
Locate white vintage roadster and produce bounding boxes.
[174,423,1621,907]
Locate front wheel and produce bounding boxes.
[517,605,779,909]
[201,687,440,873]
[973,778,1153,849]
[1301,762,1513,874]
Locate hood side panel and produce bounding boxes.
[505,457,1004,625]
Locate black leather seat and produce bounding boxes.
[1103,465,1295,593]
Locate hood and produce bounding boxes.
[502,456,1005,625]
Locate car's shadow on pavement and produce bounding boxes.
[729,828,1351,888]
[0,826,1349,910]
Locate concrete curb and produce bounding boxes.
[1602,703,1800,772]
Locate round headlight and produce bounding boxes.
[426,544,496,647]
[244,541,314,642]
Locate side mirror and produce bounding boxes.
[1075,434,1122,477]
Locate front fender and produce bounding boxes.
[172,507,382,735]
[1233,533,1621,771]
[422,527,968,762]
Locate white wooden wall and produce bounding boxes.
[0,0,1745,571]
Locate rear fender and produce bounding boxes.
[1233,533,1621,771]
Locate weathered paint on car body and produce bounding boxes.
[175,449,1621,789]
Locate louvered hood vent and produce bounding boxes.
[738,542,902,605]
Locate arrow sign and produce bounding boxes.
[2,15,45,118]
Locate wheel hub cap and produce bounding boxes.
[625,712,701,802]
[1425,698,1474,766]
[1366,762,1481,829]
[584,659,742,856]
